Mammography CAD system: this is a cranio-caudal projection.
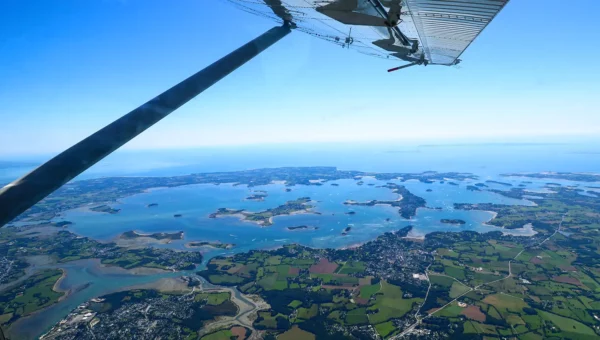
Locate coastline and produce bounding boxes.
[53,268,68,298]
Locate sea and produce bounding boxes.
[2,141,600,338]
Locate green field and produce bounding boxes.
[435,302,463,318]
[359,283,380,299]
[297,304,318,320]
[278,326,316,340]
[208,274,246,285]
[449,282,470,298]
[288,300,303,309]
[464,321,497,335]
[345,308,368,325]
[368,281,421,324]
[375,321,396,338]
[200,329,232,340]
[539,310,597,338]
[194,292,230,305]
[338,261,366,274]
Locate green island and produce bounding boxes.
[246,192,268,201]
[440,219,466,225]
[13,167,475,223]
[343,183,426,219]
[209,197,313,226]
[120,230,184,241]
[485,180,513,186]
[287,225,319,231]
[90,204,120,214]
[186,242,235,249]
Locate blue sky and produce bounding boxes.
[1,0,599,156]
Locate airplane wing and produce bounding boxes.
[227,0,509,65]
[404,0,510,65]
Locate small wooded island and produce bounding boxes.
[186,241,235,249]
[287,225,319,231]
[121,230,184,241]
[440,219,467,225]
[246,193,268,201]
[90,204,120,214]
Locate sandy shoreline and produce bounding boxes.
[53,268,68,299]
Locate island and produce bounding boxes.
[285,188,292,192]
[186,241,235,249]
[440,219,466,225]
[426,189,433,192]
[120,230,183,241]
[330,183,339,186]
[466,185,480,191]
[475,183,488,187]
[209,197,313,227]
[345,211,356,215]
[174,214,183,218]
[357,181,364,186]
[287,225,319,231]
[343,183,426,219]
[341,226,352,235]
[485,180,513,186]
[246,193,268,201]
[89,204,120,214]
[117,230,184,247]
[448,182,459,186]
[147,203,158,207]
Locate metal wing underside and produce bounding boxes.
[225,0,509,65]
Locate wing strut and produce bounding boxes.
[0,24,292,227]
